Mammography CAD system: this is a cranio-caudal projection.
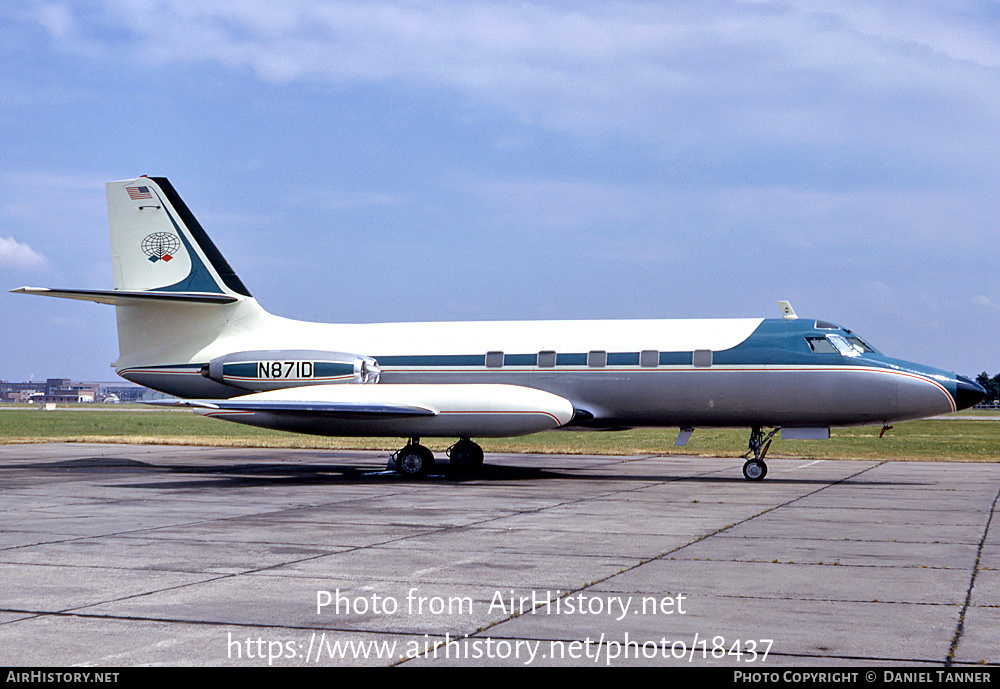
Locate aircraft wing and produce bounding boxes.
[151,383,576,438]
[151,397,437,418]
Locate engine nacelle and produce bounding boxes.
[201,350,380,392]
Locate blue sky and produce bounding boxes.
[2,1,998,381]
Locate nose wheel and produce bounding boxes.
[742,458,767,481]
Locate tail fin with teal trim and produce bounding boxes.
[107,177,252,298]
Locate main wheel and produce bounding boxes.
[742,459,767,481]
[448,439,484,473]
[397,444,434,478]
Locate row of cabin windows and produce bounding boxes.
[483,350,714,369]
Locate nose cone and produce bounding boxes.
[954,375,987,411]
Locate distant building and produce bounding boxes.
[0,378,154,404]
[0,381,46,403]
[37,378,99,404]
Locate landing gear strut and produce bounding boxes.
[393,438,434,478]
[742,426,779,481]
[447,438,484,473]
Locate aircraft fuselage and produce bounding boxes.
[116,307,970,434]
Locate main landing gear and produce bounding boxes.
[447,438,484,473]
[391,437,485,478]
[742,426,780,481]
[393,438,435,478]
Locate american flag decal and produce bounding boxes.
[126,186,153,200]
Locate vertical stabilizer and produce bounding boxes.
[107,177,251,297]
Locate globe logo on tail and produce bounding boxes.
[141,233,180,263]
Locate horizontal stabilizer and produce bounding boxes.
[11,287,238,305]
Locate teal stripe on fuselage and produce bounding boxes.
[504,354,537,366]
[376,354,486,367]
[608,352,639,366]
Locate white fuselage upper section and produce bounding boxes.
[163,299,764,366]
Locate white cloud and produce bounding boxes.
[0,236,49,270]
[973,294,995,310]
[33,2,74,40]
[26,1,989,151]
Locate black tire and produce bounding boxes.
[449,440,484,472]
[742,459,767,481]
[397,445,434,478]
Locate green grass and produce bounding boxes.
[1,406,998,461]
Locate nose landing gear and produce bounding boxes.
[742,426,779,481]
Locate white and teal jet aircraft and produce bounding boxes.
[14,177,986,480]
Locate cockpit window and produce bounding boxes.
[806,337,838,354]
[845,336,878,354]
[826,334,862,357]
[814,320,840,330]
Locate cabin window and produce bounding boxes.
[486,351,504,368]
[640,350,659,368]
[692,349,713,368]
[538,350,556,368]
[588,350,607,368]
